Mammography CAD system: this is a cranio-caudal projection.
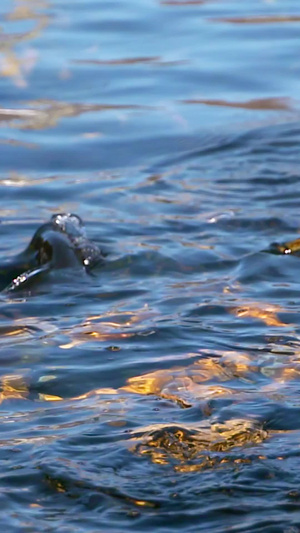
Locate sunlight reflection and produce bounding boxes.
[229,302,288,327]
[60,307,156,349]
[121,352,255,407]
[0,0,49,87]
[0,373,29,403]
[130,418,268,468]
[0,100,146,130]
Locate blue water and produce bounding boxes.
[1,0,300,531]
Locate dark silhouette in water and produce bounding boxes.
[0,214,102,292]
[1,213,298,294]
[267,237,300,257]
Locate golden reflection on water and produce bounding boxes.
[0,372,63,404]
[1,171,54,186]
[2,345,300,472]
[60,307,156,350]
[0,325,41,346]
[122,352,255,405]
[1,304,300,474]
[39,393,63,401]
[72,387,118,401]
[130,418,268,468]
[271,237,300,255]
[5,340,300,406]
[183,97,295,111]
[0,0,49,87]
[0,373,29,403]
[229,302,288,327]
[0,100,144,130]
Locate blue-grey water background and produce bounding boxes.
[1,0,300,531]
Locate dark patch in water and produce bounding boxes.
[0,214,103,292]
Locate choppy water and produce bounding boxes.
[1,0,300,531]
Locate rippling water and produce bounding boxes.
[1,0,300,531]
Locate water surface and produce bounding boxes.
[1,0,300,531]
